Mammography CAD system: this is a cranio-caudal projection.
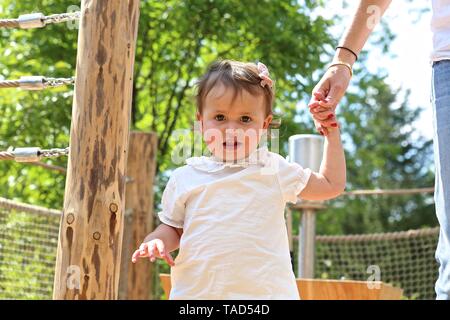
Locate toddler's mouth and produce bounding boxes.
[223,141,242,150]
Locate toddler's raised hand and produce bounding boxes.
[131,238,175,266]
[308,92,340,136]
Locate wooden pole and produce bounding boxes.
[119,132,158,300]
[53,0,140,299]
[291,201,325,279]
[299,209,316,278]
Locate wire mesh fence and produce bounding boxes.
[0,196,442,300]
[313,228,440,300]
[0,197,60,299]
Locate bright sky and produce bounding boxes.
[319,0,433,140]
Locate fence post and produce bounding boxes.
[53,0,140,299]
[288,134,325,278]
[119,132,158,299]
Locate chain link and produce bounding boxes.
[43,77,75,88]
[1,11,80,29]
[0,77,74,90]
[39,147,70,158]
[42,12,80,26]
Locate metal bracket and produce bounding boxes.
[18,13,45,29]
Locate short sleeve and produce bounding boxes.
[157,174,186,229]
[276,155,312,204]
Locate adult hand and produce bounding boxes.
[308,65,352,135]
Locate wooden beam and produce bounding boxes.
[53,0,140,300]
[119,131,157,300]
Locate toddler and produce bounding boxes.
[131,59,346,299]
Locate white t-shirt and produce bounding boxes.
[157,145,312,299]
[431,0,450,61]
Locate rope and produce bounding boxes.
[0,11,80,29]
[0,76,75,90]
[0,147,69,162]
[28,161,67,174]
[0,150,14,161]
[0,80,20,89]
[0,196,62,217]
[0,197,134,218]
[342,187,434,196]
[292,227,440,243]
[0,19,20,28]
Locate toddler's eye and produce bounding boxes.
[215,114,225,121]
[241,116,252,123]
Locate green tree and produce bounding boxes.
[0,0,333,207]
[0,0,437,299]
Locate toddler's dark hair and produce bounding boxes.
[195,59,275,117]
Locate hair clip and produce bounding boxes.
[257,62,273,89]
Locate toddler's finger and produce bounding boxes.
[310,110,335,121]
[139,243,147,256]
[313,91,326,101]
[163,252,175,267]
[148,242,157,262]
[155,239,166,257]
[319,126,330,136]
[313,116,339,128]
[310,104,332,113]
[131,249,141,263]
[308,100,320,109]
[155,241,173,266]
[317,99,334,109]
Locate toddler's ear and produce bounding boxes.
[263,114,273,129]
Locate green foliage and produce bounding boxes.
[0,0,436,300]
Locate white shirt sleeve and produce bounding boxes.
[157,174,185,229]
[275,155,312,204]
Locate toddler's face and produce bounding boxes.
[197,83,272,161]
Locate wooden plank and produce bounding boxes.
[158,274,403,300]
[297,279,403,300]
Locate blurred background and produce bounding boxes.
[0,0,439,300]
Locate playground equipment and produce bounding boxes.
[288,134,325,278]
[0,193,438,299]
[159,274,403,300]
[0,0,141,299]
[0,2,439,301]
[0,131,157,300]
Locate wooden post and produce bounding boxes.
[291,201,325,279]
[53,0,140,299]
[300,208,316,278]
[119,132,158,300]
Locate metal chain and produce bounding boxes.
[0,147,69,162]
[0,76,75,90]
[0,11,80,29]
[39,147,70,158]
[43,77,75,88]
[42,12,80,26]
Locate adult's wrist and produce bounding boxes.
[334,47,357,66]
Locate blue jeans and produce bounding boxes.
[432,59,450,300]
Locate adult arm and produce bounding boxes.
[310,0,392,135]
